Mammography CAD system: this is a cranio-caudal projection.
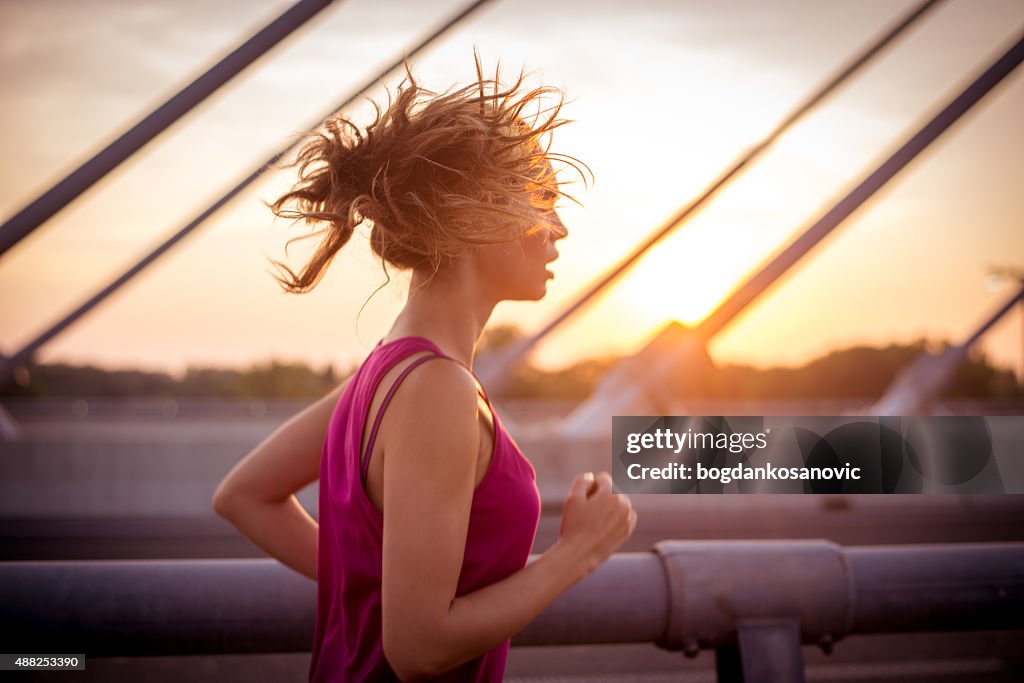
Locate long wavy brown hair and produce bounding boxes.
[266,51,590,294]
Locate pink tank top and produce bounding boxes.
[309,336,542,682]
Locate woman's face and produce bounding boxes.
[472,205,568,302]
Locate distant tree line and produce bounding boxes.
[1,359,344,399]
[1,328,1019,400]
[715,341,1022,400]
[476,328,1023,401]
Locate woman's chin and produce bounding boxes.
[503,283,548,302]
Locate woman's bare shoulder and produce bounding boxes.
[380,357,481,437]
[395,356,478,406]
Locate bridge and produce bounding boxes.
[1,0,1023,680]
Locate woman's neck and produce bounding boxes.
[385,264,496,368]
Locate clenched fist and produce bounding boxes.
[558,471,637,577]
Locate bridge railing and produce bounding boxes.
[2,540,1022,682]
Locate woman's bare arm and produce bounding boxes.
[212,377,351,581]
[379,362,634,680]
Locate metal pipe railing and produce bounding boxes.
[1,558,316,656]
[2,540,1021,674]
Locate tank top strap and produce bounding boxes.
[359,350,489,486]
[429,355,495,414]
[469,369,496,416]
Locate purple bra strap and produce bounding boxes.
[360,353,446,485]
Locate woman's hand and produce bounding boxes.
[557,471,637,576]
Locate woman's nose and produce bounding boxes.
[545,227,562,261]
[546,239,559,261]
[549,211,568,241]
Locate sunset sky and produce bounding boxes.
[1,0,1022,382]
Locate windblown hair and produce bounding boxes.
[267,53,590,294]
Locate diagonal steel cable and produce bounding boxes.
[695,32,1024,341]
[0,0,497,383]
[562,32,1024,430]
[0,0,341,259]
[477,0,948,388]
